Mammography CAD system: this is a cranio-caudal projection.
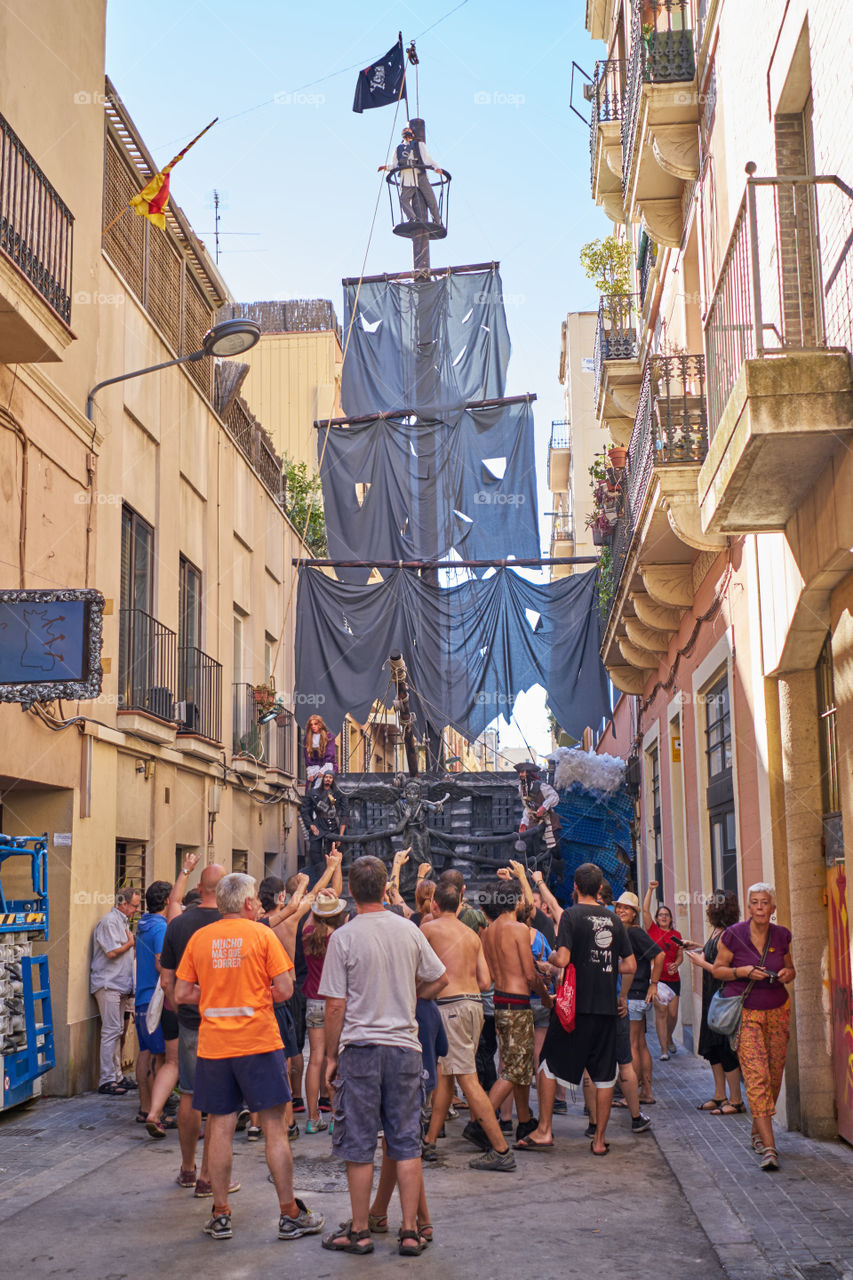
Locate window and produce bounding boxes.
[115,841,146,893]
[817,634,840,816]
[704,675,737,896]
[232,850,248,874]
[120,506,154,615]
[179,558,202,653]
[233,611,244,687]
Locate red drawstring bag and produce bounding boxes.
[555,963,576,1033]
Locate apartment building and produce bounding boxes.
[0,2,315,1092]
[549,312,601,579]
[579,0,853,1140]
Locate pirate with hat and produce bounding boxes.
[515,762,562,851]
[378,122,444,226]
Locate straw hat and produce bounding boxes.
[311,891,347,918]
[615,891,640,914]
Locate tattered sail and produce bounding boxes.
[341,266,511,417]
[295,565,609,743]
[319,399,539,579]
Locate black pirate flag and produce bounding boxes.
[353,38,406,113]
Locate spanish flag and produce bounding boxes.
[130,118,218,230]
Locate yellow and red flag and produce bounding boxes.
[129,117,218,230]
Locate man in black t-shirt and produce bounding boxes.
[159,863,225,1192]
[614,892,663,1106]
[518,863,636,1155]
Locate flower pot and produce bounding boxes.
[592,525,610,546]
[608,446,628,470]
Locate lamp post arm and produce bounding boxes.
[85,348,205,421]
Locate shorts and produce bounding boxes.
[531,1000,552,1028]
[615,1012,631,1066]
[193,1049,291,1115]
[495,1007,534,1086]
[332,1042,424,1164]
[286,989,307,1054]
[662,978,681,995]
[542,1011,618,1088]
[161,1008,179,1042]
[134,1006,165,1056]
[627,998,650,1023]
[437,997,484,1077]
[274,1001,299,1058]
[306,998,326,1030]
[177,1020,199,1095]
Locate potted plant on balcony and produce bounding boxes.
[253,678,278,716]
[580,235,634,296]
[608,444,628,471]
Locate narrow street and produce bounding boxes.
[3,1036,852,1280]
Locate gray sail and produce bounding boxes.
[318,400,538,578]
[341,266,511,416]
[295,565,610,743]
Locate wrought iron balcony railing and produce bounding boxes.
[589,59,625,185]
[705,174,853,439]
[118,608,177,721]
[607,353,708,620]
[0,112,74,325]
[594,293,640,407]
[550,513,575,544]
[263,707,295,775]
[549,420,570,451]
[177,646,222,742]
[638,232,659,305]
[233,682,261,757]
[622,0,696,197]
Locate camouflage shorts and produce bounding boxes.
[495,1006,534,1086]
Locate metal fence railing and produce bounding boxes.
[0,112,74,324]
[177,646,222,742]
[594,293,640,407]
[118,608,177,721]
[622,0,696,197]
[549,419,570,450]
[232,682,261,757]
[704,174,853,438]
[589,59,625,184]
[551,513,575,545]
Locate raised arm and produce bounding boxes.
[531,869,563,926]
[642,880,657,931]
[508,859,534,909]
[167,850,201,921]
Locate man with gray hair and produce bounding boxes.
[89,885,140,1095]
[176,872,324,1244]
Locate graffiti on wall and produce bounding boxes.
[826,863,853,1143]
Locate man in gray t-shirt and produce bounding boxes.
[89,887,140,1093]
[320,856,446,1256]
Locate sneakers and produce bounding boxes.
[469,1147,516,1172]
[668,1044,678,1056]
[306,1117,328,1134]
[447,1104,458,1119]
[659,1052,670,1061]
[421,1140,438,1161]
[584,1122,596,1139]
[246,1125,261,1141]
[194,1178,241,1198]
[461,1120,491,1152]
[278,1197,325,1240]
[235,1108,251,1132]
[291,1096,306,1113]
[552,1098,568,1115]
[631,1113,652,1133]
[175,1167,197,1189]
[288,1123,300,1141]
[204,1213,232,1241]
[318,1095,332,1113]
[498,1118,513,1136]
[516,1116,538,1143]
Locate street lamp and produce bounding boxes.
[85,319,261,422]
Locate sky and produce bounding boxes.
[105,0,609,755]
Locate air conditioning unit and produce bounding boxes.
[176,701,200,732]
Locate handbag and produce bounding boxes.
[145,981,165,1035]
[555,963,576,1033]
[706,936,770,1046]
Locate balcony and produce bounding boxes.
[176,646,222,744]
[589,59,626,222]
[0,112,74,362]
[232,682,262,758]
[117,609,178,743]
[593,293,643,442]
[621,0,699,248]
[601,354,721,693]
[547,419,571,490]
[638,232,660,308]
[263,708,295,776]
[701,175,853,535]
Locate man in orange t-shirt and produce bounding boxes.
[176,872,324,1245]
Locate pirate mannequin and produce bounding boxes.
[515,762,562,851]
[300,772,350,886]
[378,123,444,225]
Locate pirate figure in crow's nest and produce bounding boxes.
[515,761,562,854]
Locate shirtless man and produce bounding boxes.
[420,883,515,1172]
[481,875,552,1144]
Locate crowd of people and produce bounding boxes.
[87,754,797,1251]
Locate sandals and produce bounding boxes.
[368,1213,388,1233]
[322,1221,374,1254]
[398,1227,425,1256]
[417,1220,434,1244]
[98,1081,128,1096]
[711,1101,746,1115]
[760,1147,780,1171]
[146,1118,167,1139]
[750,1133,766,1153]
[697,1099,726,1111]
[589,1141,610,1156]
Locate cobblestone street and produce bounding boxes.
[3,1037,852,1279]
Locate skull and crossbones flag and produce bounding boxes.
[353,37,406,113]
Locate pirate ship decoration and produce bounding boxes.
[294,37,627,891]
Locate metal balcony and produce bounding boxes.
[594,293,641,426]
[118,609,177,721]
[0,112,74,361]
[232,682,261,757]
[548,419,571,490]
[589,59,626,220]
[701,174,853,533]
[177,646,222,742]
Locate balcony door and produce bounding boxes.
[704,675,738,897]
[178,557,203,731]
[119,507,154,710]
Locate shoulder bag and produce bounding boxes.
[706,935,770,1048]
[555,962,576,1033]
[145,980,165,1034]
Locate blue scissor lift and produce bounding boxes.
[0,834,54,1111]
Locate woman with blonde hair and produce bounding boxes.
[303,714,337,787]
[303,889,349,1133]
[712,882,795,1171]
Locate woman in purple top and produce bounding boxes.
[303,714,337,788]
[712,882,796,1172]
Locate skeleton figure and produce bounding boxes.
[390,780,450,895]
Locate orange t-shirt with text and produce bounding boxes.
[176,918,293,1059]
